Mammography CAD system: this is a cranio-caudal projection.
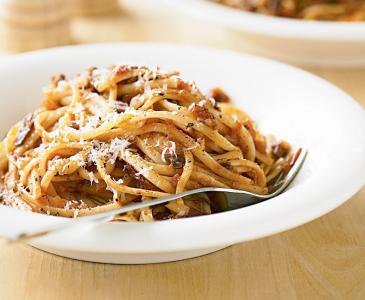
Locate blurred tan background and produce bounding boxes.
[1,0,364,105]
[0,0,232,53]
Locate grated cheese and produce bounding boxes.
[188,103,196,110]
[109,138,131,162]
[1,189,30,211]
[191,81,198,94]
[70,153,86,168]
[135,166,153,177]
[91,68,110,89]
[161,141,177,163]
[106,185,118,202]
[88,172,99,184]
[169,141,177,158]
[198,100,207,107]
[88,138,130,165]
[161,147,168,163]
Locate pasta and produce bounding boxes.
[215,0,365,21]
[0,65,296,221]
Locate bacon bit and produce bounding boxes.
[171,155,185,169]
[51,74,66,85]
[272,140,291,158]
[123,164,136,176]
[153,206,174,220]
[244,171,256,180]
[14,114,34,147]
[209,87,231,103]
[191,105,217,128]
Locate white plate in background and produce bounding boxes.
[161,0,365,68]
[0,43,364,264]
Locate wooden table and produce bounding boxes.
[1,1,365,299]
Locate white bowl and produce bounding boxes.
[0,43,364,264]
[161,0,365,68]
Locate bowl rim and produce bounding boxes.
[0,43,364,255]
[161,0,365,41]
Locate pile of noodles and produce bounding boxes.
[0,65,295,221]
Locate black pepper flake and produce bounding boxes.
[186,122,194,129]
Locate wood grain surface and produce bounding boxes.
[0,1,365,299]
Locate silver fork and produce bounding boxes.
[12,148,307,243]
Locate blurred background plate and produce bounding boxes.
[160,0,365,68]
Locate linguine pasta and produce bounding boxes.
[0,65,296,221]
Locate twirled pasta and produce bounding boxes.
[0,65,296,221]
